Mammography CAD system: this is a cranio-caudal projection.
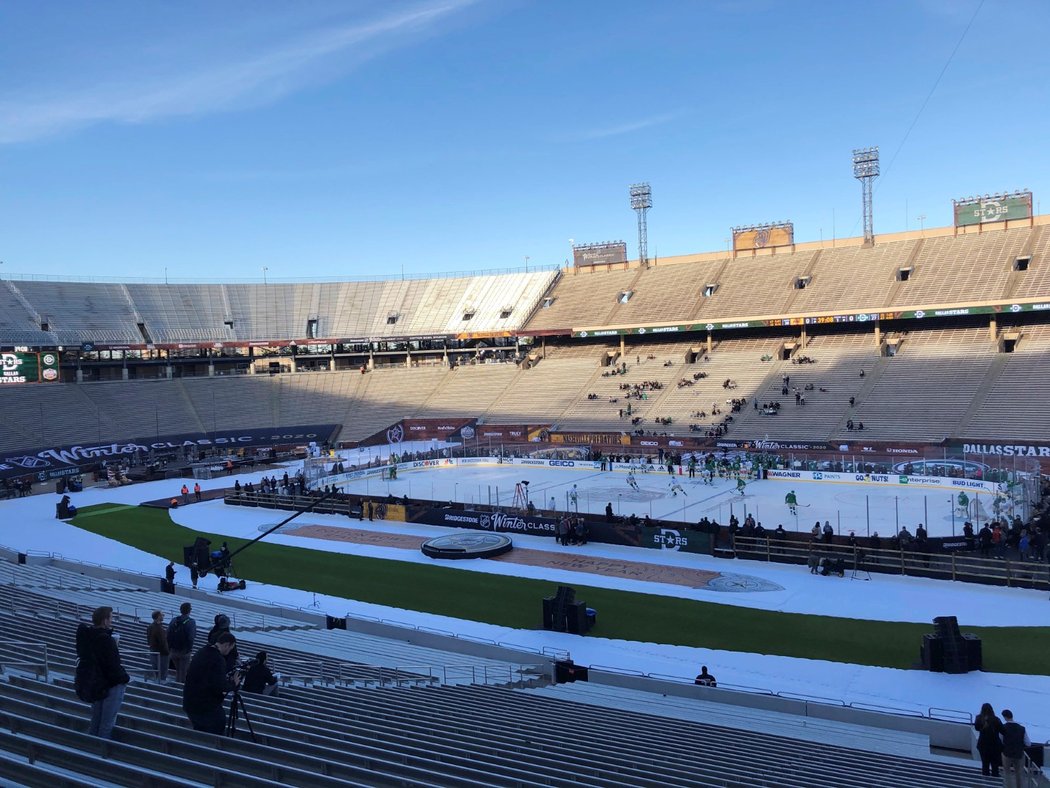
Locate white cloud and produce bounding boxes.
[570,110,687,142]
[0,0,478,144]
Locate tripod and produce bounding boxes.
[225,688,257,742]
[850,551,871,581]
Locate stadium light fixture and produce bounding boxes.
[852,146,879,247]
[629,183,652,268]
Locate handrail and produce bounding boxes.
[2,265,561,285]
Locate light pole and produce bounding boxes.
[262,266,269,285]
[524,255,529,272]
[917,214,926,235]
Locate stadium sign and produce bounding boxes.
[641,526,712,554]
[0,352,60,385]
[573,241,629,268]
[732,222,794,253]
[958,441,1050,458]
[953,192,1032,227]
[0,424,339,481]
[571,298,1050,339]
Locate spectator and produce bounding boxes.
[243,651,280,697]
[973,702,1003,778]
[165,560,176,588]
[207,614,239,671]
[694,666,717,687]
[146,610,170,683]
[76,606,130,740]
[605,502,614,523]
[183,632,241,734]
[167,602,197,683]
[1000,709,1030,788]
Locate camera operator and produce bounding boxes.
[182,632,241,734]
[242,651,280,697]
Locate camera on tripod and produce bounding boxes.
[228,657,257,683]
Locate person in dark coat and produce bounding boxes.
[182,632,241,734]
[242,651,279,696]
[167,601,197,683]
[1000,709,1030,787]
[146,610,170,682]
[80,606,130,739]
[206,613,239,671]
[973,702,1003,777]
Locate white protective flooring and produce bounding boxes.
[0,457,1048,741]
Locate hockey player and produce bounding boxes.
[669,480,687,497]
[626,471,640,492]
[569,484,579,512]
[388,464,398,481]
[687,456,697,478]
[704,468,715,486]
[785,490,798,516]
[956,491,969,516]
[736,476,747,496]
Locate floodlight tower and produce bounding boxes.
[629,183,652,268]
[852,147,879,247]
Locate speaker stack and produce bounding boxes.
[542,586,593,635]
[921,616,982,673]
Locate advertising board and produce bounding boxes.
[732,223,794,252]
[0,351,60,385]
[573,242,628,267]
[953,193,1032,227]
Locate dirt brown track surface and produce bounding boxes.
[286,524,721,589]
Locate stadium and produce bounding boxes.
[2,3,1050,786]
[2,199,1049,786]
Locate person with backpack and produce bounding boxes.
[146,610,170,683]
[75,606,130,739]
[167,602,197,683]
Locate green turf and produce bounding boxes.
[71,503,1050,675]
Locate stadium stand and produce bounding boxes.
[3,222,1050,453]
[0,558,1009,788]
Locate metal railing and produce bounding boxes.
[617,666,973,726]
[732,535,1050,591]
[2,264,560,285]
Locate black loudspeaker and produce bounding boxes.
[565,601,591,634]
[962,634,983,671]
[326,616,347,630]
[921,634,944,672]
[182,546,196,568]
[542,597,556,631]
[17,553,26,565]
[160,579,175,594]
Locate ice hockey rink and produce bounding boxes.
[331,458,1021,539]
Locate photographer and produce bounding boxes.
[242,651,280,697]
[182,632,241,734]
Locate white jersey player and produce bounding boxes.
[626,471,640,491]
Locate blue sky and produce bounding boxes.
[1,0,1047,282]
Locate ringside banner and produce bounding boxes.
[765,468,1003,494]
[0,424,339,481]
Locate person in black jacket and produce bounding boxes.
[973,702,1003,777]
[1000,709,1030,788]
[80,606,130,739]
[242,651,279,697]
[206,613,239,671]
[182,632,241,734]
